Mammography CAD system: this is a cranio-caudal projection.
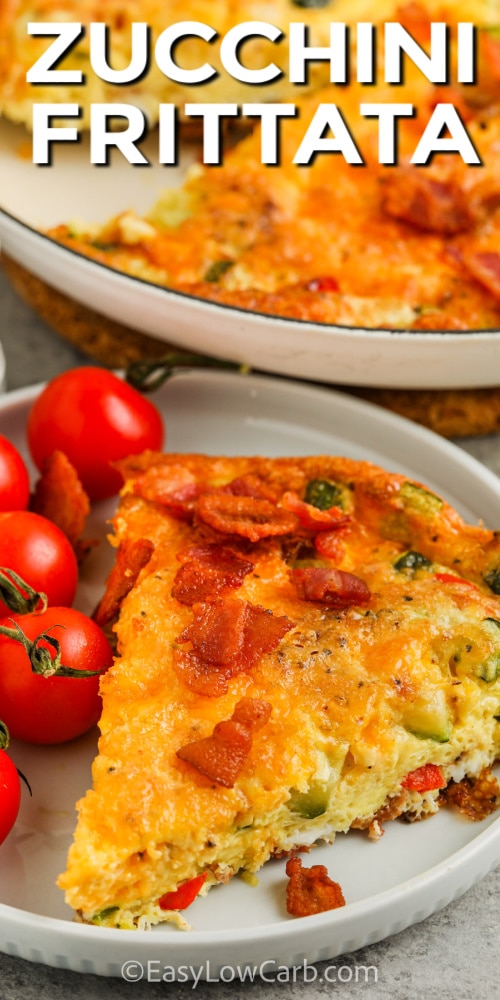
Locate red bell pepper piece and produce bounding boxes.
[158,872,207,911]
[434,573,477,588]
[401,763,446,792]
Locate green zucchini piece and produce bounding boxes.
[204,260,234,283]
[288,783,330,819]
[403,691,452,743]
[305,478,346,511]
[477,618,500,681]
[92,906,119,925]
[399,482,443,516]
[394,550,432,572]
[477,654,500,683]
[485,570,500,595]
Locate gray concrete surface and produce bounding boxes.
[0,267,498,999]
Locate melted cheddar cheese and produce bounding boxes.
[58,454,500,928]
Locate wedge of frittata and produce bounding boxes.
[58,454,500,928]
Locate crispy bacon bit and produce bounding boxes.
[291,567,371,609]
[282,492,350,532]
[181,599,250,665]
[220,474,279,502]
[441,768,500,821]
[197,494,298,542]
[174,597,293,695]
[402,764,446,793]
[173,649,233,697]
[172,545,253,605]
[30,450,91,560]
[305,276,340,294]
[93,538,154,627]
[133,465,199,518]
[285,857,345,917]
[176,697,272,787]
[460,251,500,302]
[179,598,294,670]
[381,169,474,234]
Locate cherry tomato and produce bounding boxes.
[0,747,21,844]
[0,608,114,744]
[27,367,164,501]
[0,512,78,617]
[0,435,30,512]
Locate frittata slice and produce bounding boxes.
[58,454,500,928]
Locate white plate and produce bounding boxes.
[1,117,499,390]
[0,371,499,979]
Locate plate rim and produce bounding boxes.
[1,812,499,946]
[0,371,499,973]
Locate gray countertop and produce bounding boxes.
[0,267,498,1000]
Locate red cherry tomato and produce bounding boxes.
[0,435,30,512]
[27,367,164,501]
[0,747,21,844]
[0,511,78,616]
[0,608,114,744]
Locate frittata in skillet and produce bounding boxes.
[58,453,500,928]
[46,1,500,331]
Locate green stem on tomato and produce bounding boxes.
[0,621,103,679]
[126,351,249,393]
[0,568,48,615]
[0,720,9,751]
[0,719,32,794]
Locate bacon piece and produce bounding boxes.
[314,529,348,561]
[93,537,154,627]
[174,597,293,695]
[285,857,345,917]
[133,464,199,518]
[282,491,350,532]
[220,474,279,502]
[176,697,272,787]
[381,169,474,234]
[401,764,446,792]
[172,544,253,605]
[291,567,370,609]
[30,450,91,560]
[396,3,432,42]
[180,599,250,666]
[459,251,500,302]
[441,768,500,821]
[173,649,233,697]
[179,597,294,670]
[197,494,298,542]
